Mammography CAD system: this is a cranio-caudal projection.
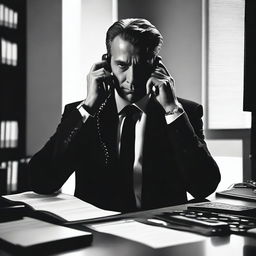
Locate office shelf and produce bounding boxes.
[0,0,28,195]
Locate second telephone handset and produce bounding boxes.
[102,54,114,94]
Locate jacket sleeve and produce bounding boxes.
[28,103,93,194]
[166,104,221,199]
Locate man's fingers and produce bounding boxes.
[151,71,168,79]
[157,61,170,76]
[152,73,175,87]
[92,68,112,80]
[90,61,108,72]
[146,77,155,94]
[149,73,172,87]
[147,75,175,97]
[146,77,165,94]
[152,68,174,81]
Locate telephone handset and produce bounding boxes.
[102,53,111,71]
[153,55,161,69]
[101,53,115,94]
[153,55,170,76]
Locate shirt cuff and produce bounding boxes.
[165,107,184,124]
[76,101,91,123]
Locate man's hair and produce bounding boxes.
[106,18,163,60]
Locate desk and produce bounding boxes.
[1,197,256,256]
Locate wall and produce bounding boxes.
[61,0,115,194]
[26,0,115,156]
[62,0,114,109]
[26,0,62,155]
[118,0,203,104]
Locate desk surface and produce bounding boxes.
[1,197,256,256]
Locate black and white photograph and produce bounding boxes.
[0,0,256,255]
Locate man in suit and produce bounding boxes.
[29,18,220,212]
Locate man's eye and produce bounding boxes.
[117,64,127,70]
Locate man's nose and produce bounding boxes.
[125,65,135,89]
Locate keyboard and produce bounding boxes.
[158,209,256,236]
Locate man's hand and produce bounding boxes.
[146,61,180,113]
[84,61,112,114]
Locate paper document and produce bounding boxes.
[3,191,120,222]
[89,219,205,249]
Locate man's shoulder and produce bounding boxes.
[178,97,202,114]
[63,100,83,111]
[177,97,201,109]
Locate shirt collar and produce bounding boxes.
[114,89,150,114]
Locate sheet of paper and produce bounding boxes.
[89,219,206,249]
[3,191,119,222]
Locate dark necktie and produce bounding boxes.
[119,105,139,208]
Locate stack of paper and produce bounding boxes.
[4,191,120,223]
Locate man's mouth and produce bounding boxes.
[121,88,135,94]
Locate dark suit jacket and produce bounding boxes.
[29,95,220,212]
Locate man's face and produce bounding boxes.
[110,35,153,103]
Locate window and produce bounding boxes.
[207,0,250,129]
[204,0,251,184]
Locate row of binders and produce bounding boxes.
[0,121,18,148]
[0,4,18,29]
[0,158,30,195]
[1,38,18,66]
[0,160,18,194]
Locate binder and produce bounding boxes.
[0,166,7,195]
[216,187,256,202]
[216,181,256,202]
[0,217,93,254]
[0,4,4,26]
